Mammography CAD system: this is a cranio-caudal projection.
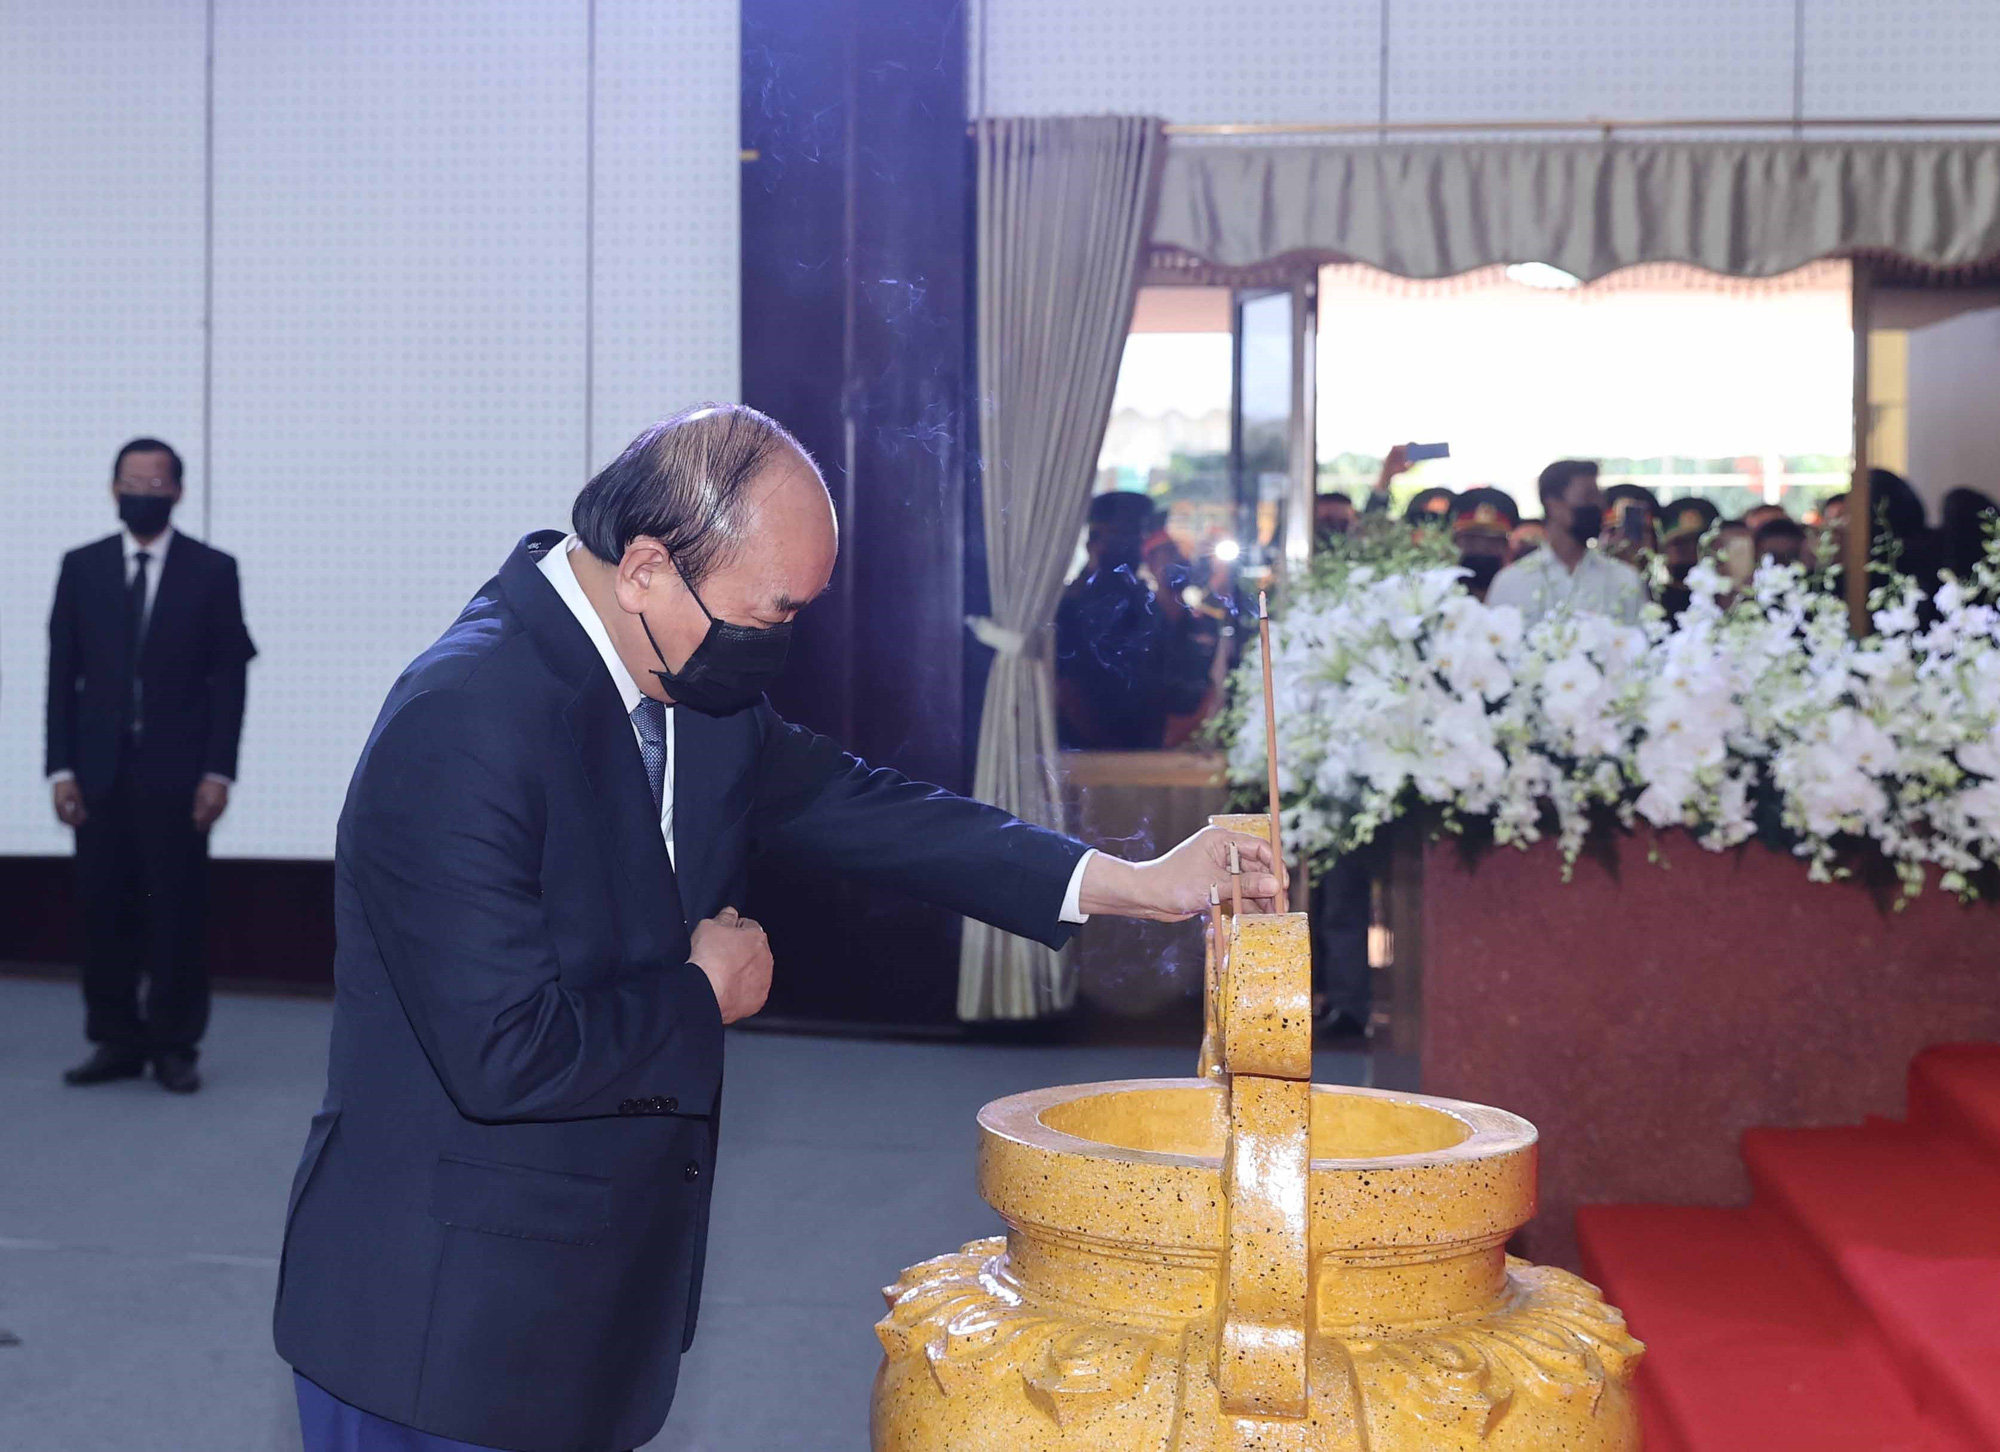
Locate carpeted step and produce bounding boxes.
[1910,1043,2000,1166]
[1744,1122,2000,1449]
[1634,1386,1688,1452]
[1576,1202,1968,1451]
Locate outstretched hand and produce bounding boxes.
[1077,826,1281,922]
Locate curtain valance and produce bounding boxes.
[1150,139,2000,281]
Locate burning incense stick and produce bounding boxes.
[1258,591,1289,903]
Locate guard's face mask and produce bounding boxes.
[1461,555,1503,594]
[641,560,791,716]
[118,493,174,538]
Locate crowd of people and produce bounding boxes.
[1057,448,2000,755]
[1318,447,2000,627]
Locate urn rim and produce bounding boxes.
[978,1076,1536,1172]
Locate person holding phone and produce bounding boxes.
[1486,459,1645,627]
[1602,483,1661,566]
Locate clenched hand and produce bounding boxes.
[51,779,86,828]
[690,907,773,1024]
[193,778,231,831]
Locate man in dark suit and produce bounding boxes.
[46,438,256,1096]
[274,404,1277,1452]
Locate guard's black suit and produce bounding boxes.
[45,530,255,1056]
[273,533,1086,1452]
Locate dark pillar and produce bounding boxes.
[741,0,973,1028]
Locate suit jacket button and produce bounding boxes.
[683,1161,701,1183]
[617,1099,636,1115]
[648,1096,666,1113]
[661,1096,677,1114]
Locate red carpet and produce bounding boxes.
[1576,1043,2000,1451]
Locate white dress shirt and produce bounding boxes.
[49,525,230,788]
[537,535,1094,921]
[1485,544,1646,628]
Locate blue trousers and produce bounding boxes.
[294,1371,533,1452]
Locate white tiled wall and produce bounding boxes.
[973,0,2000,124]
[593,0,743,475]
[0,1,739,859]
[972,0,1380,124]
[1801,0,2000,120]
[208,1,593,859]
[1383,0,1796,124]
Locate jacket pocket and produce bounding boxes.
[428,1155,613,1247]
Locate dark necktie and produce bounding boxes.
[631,698,667,815]
[128,550,151,735]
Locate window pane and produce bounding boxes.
[1315,262,1854,521]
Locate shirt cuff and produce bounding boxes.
[47,770,75,785]
[202,774,233,786]
[1059,849,1096,925]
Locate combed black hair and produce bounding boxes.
[1753,515,1807,547]
[1941,486,1999,576]
[113,437,183,487]
[1536,459,1598,507]
[1867,468,1927,541]
[571,404,818,586]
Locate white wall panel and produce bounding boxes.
[591,0,742,472]
[208,1,590,858]
[0,3,207,856]
[974,0,1830,125]
[974,0,1999,129]
[973,0,1381,125]
[1907,307,2000,518]
[1802,0,2000,122]
[1384,0,1795,123]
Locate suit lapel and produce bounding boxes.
[671,709,721,921]
[85,536,126,642]
[565,676,685,940]
[670,703,754,921]
[141,535,194,665]
[498,533,686,944]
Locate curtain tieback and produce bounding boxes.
[966,615,1032,657]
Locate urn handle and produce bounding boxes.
[1206,815,1315,1426]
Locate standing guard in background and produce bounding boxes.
[45,438,257,1095]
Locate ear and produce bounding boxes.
[613,536,672,615]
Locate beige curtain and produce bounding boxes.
[1153,139,2000,281]
[957,116,1165,1021]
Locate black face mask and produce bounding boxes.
[1461,555,1503,594]
[1567,504,1604,545]
[640,563,792,716]
[118,493,174,539]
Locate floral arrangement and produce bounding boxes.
[1225,520,2000,901]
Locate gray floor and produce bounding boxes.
[0,976,1365,1451]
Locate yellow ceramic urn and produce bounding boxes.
[872,821,1642,1451]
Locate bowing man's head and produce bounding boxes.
[569,404,837,711]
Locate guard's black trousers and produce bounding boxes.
[73,771,210,1058]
